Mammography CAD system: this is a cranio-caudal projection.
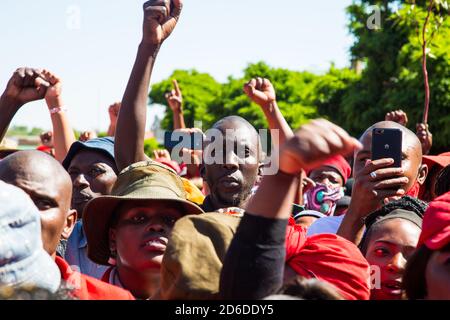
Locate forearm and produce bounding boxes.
[220,171,298,299]
[246,170,298,220]
[172,110,185,130]
[263,101,293,149]
[336,208,366,245]
[115,42,159,171]
[0,95,21,142]
[107,123,116,137]
[47,97,76,162]
[220,214,287,299]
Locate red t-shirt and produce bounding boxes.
[55,256,135,300]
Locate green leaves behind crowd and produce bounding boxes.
[149,0,450,153]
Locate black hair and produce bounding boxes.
[403,243,450,300]
[435,164,450,197]
[359,196,428,254]
[402,245,433,300]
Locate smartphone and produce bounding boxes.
[164,131,203,151]
[371,128,402,167]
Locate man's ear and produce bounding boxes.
[61,209,77,240]
[417,163,428,186]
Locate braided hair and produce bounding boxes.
[359,196,428,254]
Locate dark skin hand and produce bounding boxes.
[201,116,263,210]
[67,150,118,218]
[416,123,432,155]
[243,78,294,148]
[337,121,428,245]
[0,68,49,142]
[385,110,408,127]
[0,151,76,258]
[115,0,183,172]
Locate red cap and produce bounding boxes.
[285,221,370,300]
[422,153,450,171]
[36,145,53,154]
[417,192,450,250]
[307,155,352,184]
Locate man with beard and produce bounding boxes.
[63,137,118,279]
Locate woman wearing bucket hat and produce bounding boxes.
[82,161,204,299]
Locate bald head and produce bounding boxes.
[362,121,423,159]
[354,121,427,194]
[0,150,74,256]
[0,150,72,203]
[212,116,263,159]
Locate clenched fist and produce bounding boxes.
[243,77,276,110]
[416,123,433,155]
[1,68,49,108]
[385,109,408,126]
[142,0,183,45]
[165,79,183,112]
[41,69,63,108]
[279,119,361,175]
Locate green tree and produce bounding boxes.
[149,70,221,130]
[338,0,450,152]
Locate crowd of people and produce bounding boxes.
[0,0,449,301]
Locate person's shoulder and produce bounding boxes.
[77,272,135,300]
[306,215,345,236]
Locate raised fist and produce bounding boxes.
[40,131,54,148]
[79,131,98,142]
[279,119,361,175]
[385,109,408,126]
[153,149,172,161]
[41,69,63,108]
[142,0,183,45]
[243,77,276,110]
[108,102,121,123]
[2,68,49,107]
[165,79,182,112]
[416,123,433,155]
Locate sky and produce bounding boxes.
[0,0,354,132]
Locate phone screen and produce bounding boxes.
[371,128,402,167]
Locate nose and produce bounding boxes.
[73,173,90,189]
[387,252,406,274]
[145,217,165,233]
[222,150,239,170]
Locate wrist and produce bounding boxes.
[138,41,161,56]
[49,106,68,115]
[0,94,22,111]
[261,100,278,113]
[46,96,64,109]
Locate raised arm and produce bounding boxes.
[41,70,76,162]
[107,102,121,137]
[165,79,186,129]
[115,0,183,171]
[220,119,362,299]
[0,68,48,142]
[244,78,294,149]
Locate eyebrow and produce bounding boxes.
[373,240,416,250]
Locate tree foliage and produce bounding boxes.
[149,0,449,152]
